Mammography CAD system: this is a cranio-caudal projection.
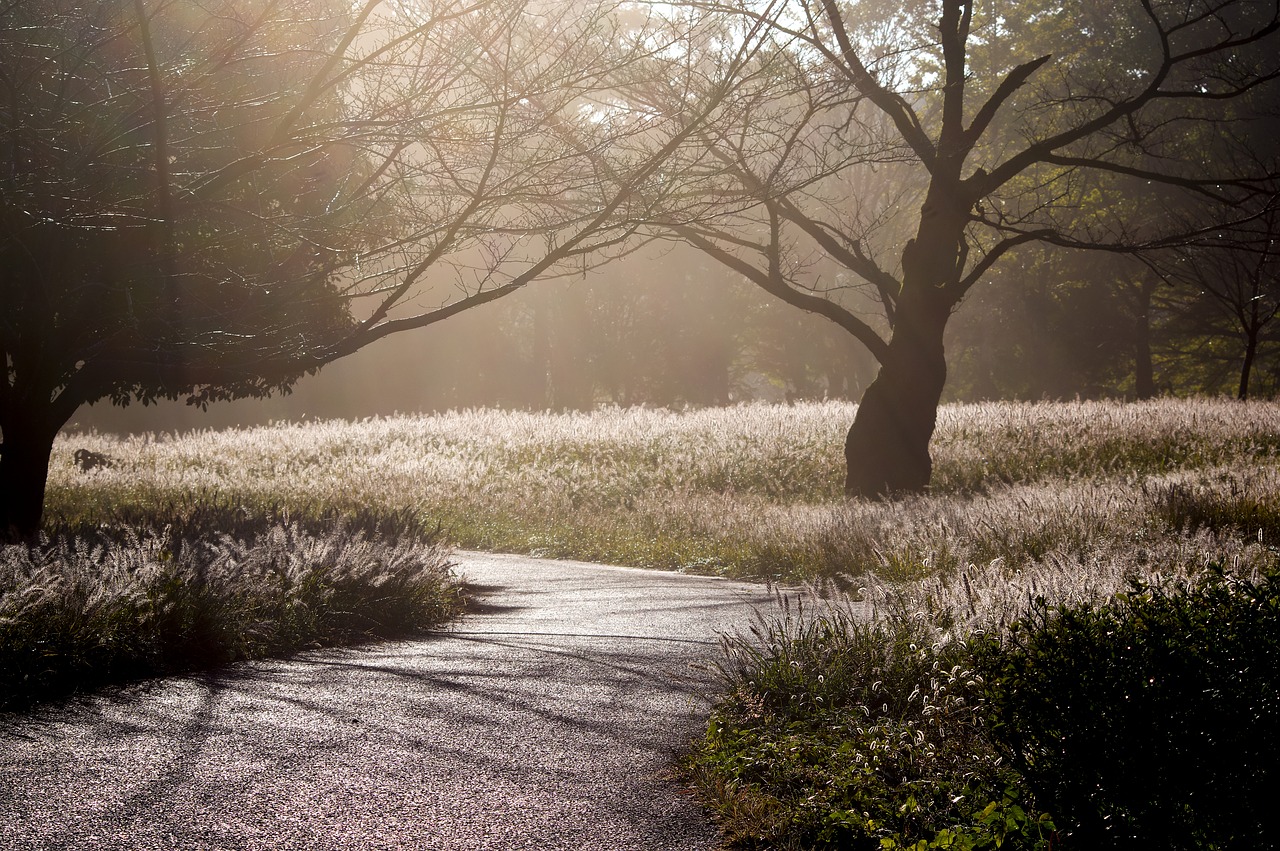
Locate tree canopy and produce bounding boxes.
[0,0,763,537]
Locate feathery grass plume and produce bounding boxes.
[691,590,1054,849]
[0,508,458,710]
[51,399,1280,584]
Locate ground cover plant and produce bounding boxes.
[688,599,1055,850]
[0,503,459,710]
[51,399,1280,586]
[975,566,1280,849]
[694,563,1280,849]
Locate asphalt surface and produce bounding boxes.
[0,552,777,850]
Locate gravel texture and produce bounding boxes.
[0,552,775,850]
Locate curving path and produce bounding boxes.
[0,552,776,850]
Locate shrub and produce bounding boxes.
[689,598,1055,850]
[974,565,1280,849]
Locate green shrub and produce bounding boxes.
[974,565,1280,849]
[689,599,1055,850]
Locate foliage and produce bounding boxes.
[0,506,458,711]
[630,0,1280,495]
[2,0,745,537]
[1145,199,1280,400]
[973,566,1280,849]
[51,400,1280,591]
[944,248,1149,402]
[691,555,1280,849]
[688,599,1055,850]
[0,0,366,403]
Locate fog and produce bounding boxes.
[70,244,876,435]
[70,233,1277,439]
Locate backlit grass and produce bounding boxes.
[1,503,459,710]
[51,399,1280,587]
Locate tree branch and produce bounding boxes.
[672,223,891,363]
[816,0,937,170]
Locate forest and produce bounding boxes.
[76,234,1280,438]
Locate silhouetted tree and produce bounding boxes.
[636,0,1280,495]
[0,0,755,538]
[1146,197,1280,399]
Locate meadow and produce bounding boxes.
[51,398,1280,610]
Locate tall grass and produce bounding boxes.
[689,596,1051,850]
[1,504,458,710]
[53,399,1280,590]
[24,398,1278,840]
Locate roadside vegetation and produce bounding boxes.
[18,398,1279,844]
[0,505,458,710]
[52,398,1280,586]
[694,565,1279,849]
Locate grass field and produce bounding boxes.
[51,398,1280,607]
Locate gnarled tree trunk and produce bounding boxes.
[844,290,950,497]
[1239,330,1259,401]
[844,185,966,498]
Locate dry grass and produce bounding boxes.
[1,504,459,710]
[52,400,1280,606]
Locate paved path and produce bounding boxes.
[0,552,776,850]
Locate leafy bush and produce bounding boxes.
[688,599,1055,850]
[974,565,1280,849]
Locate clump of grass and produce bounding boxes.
[688,596,1055,850]
[0,511,458,711]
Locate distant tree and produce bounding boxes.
[945,246,1152,401]
[631,0,1280,495]
[0,0,756,538]
[499,244,749,409]
[1145,198,1280,400]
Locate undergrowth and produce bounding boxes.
[0,503,459,711]
[51,399,1280,583]
[689,599,1054,850]
[691,562,1280,849]
[975,565,1280,849]
[21,399,1280,843]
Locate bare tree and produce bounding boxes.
[0,0,758,538]
[630,0,1280,495]
[1146,196,1280,399]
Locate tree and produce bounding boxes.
[1145,197,1280,399]
[944,246,1154,401]
[635,0,1280,495]
[0,0,759,538]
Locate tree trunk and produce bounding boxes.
[531,289,551,408]
[0,416,59,542]
[1134,274,1157,400]
[844,292,949,497]
[1239,331,1258,401]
